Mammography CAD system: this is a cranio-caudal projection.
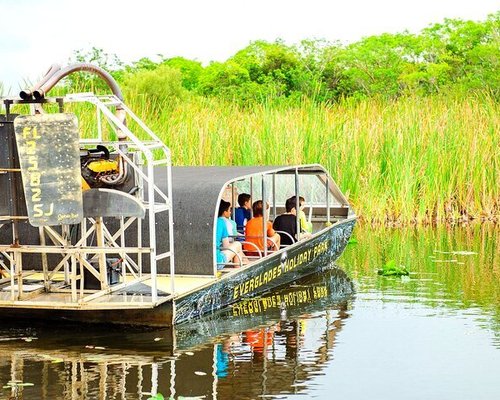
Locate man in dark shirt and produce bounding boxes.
[273,196,300,246]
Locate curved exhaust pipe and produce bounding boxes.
[19,63,61,100]
[32,63,127,139]
[32,63,124,102]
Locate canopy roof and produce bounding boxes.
[160,165,350,276]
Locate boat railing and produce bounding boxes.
[218,246,244,270]
[241,236,280,260]
[274,230,296,246]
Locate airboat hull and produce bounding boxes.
[174,218,356,324]
[0,302,174,327]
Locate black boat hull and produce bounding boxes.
[174,218,356,324]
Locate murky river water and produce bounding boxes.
[0,224,498,399]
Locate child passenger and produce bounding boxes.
[216,200,245,268]
[244,200,281,254]
[235,193,251,233]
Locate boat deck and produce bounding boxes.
[0,272,216,310]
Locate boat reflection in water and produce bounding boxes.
[0,265,353,399]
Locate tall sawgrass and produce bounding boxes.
[70,91,500,225]
[119,93,498,224]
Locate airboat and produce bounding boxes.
[0,64,356,326]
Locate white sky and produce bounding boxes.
[0,0,498,93]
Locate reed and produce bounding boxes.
[75,92,499,225]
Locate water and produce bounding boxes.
[0,224,498,399]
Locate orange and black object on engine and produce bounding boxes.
[80,145,121,190]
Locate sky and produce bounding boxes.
[0,0,498,94]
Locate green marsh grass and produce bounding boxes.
[39,90,500,225]
[118,93,498,224]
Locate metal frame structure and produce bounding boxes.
[0,93,175,310]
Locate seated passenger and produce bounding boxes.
[223,209,238,240]
[298,196,313,233]
[273,196,312,246]
[235,193,252,233]
[244,200,281,254]
[273,196,300,246]
[216,200,245,268]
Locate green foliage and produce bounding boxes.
[147,394,165,400]
[378,260,410,276]
[163,57,203,90]
[335,33,410,98]
[198,60,251,98]
[122,64,186,102]
[63,12,500,103]
[149,12,498,102]
[127,57,161,71]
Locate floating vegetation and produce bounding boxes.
[147,394,165,400]
[377,260,409,277]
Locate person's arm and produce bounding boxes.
[299,211,312,233]
[217,218,230,246]
[221,237,231,248]
[267,221,276,236]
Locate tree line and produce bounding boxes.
[68,12,499,104]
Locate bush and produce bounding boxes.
[122,64,186,101]
[163,57,203,90]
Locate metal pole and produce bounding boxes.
[231,182,236,219]
[6,115,20,246]
[39,227,49,291]
[95,217,108,290]
[262,175,267,257]
[147,162,158,302]
[295,168,300,242]
[167,156,175,297]
[325,174,331,224]
[250,177,254,218]
[272,173,276,220]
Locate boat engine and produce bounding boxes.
[80,145,126,189]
